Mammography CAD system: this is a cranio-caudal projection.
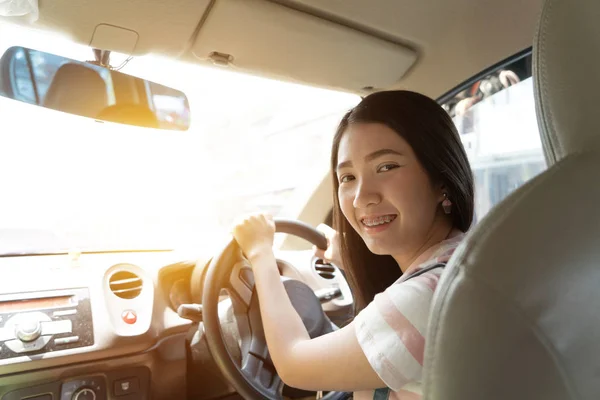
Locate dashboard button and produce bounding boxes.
[54,335,80,345]
[53,309,77,317]
[15,320,42,342]
[114,377,139,396]
[41,319,73,335]
[0,327,15,341]
[121,310,137,324]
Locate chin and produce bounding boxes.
[363,238,395,256]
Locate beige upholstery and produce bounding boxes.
[0,0,542,97]
[533,0,600,164]
[422,0,600,399]
[192,0,417,93]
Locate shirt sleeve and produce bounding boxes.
[354,271,441,391]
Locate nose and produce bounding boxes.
[353,178,381,209]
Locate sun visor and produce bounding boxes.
[192,0,417,93]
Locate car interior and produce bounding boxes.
[0,0,593,399]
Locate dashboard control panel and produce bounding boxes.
[2,367,150,400]
[0,288,94,359]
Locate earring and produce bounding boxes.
[442,193,452,214]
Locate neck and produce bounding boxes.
[393,218,454,273]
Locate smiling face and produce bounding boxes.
[336,122,448,264]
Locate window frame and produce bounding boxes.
[436,47,532,105]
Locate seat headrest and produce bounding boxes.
[43,63,108,119]
[534,0,600,163]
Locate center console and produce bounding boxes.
[0,288,93,359]
[0,289,153,399]
[0,254,191,400]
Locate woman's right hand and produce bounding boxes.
[313,224,343,269]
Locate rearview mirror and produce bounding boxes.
[0,46,190,130]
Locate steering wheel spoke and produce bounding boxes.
[232,264,285,396]
[201,219,340,400]
[228,258,255,308]
[241,352,284,397]
[241,302,283,395]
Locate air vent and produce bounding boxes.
[109,271,143,299]
[313,259,336,280]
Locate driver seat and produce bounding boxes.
[422,0,600,399]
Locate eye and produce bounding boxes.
[377,163,399,173]
[339,174,355,184]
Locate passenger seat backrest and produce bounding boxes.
[422,0,600,399]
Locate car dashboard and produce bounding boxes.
[0,248,352,400]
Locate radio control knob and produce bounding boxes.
[15,320,42,342]
[72,387,97,400]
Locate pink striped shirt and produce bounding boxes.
[354,232,465,400]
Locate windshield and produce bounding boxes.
[0,22,359,253]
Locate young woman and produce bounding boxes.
[233,90,474,399]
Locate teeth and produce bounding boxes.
[362,215,396,227]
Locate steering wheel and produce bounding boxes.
[202,219,349,400]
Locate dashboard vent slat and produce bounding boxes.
[315,265,335,273]
[111,277,142,285]
[313,259,336,280]
[109,271,143,299]
[111,287,141,294]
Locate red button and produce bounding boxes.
[121,310,137,324]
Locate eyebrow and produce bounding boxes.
[336,148,404,171]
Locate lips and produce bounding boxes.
[360,214,397,227]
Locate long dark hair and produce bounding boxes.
[331,90,474,311]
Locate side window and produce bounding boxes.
[9,48,36,104]
[441,52,546,223]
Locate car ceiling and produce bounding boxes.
[1,0,543,97]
